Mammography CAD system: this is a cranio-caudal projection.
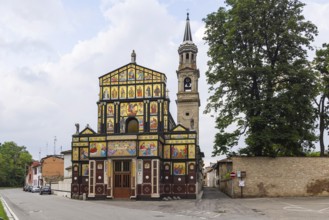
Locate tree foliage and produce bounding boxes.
[0,142,33,186]
[313,43,329,156]
[203,0,318,156]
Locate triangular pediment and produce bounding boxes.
[99,63,166,85]
[171,124,189,132]
[80,127,96,135]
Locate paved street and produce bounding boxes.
[1,188,329,220]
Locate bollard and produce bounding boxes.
[83,193,86,201]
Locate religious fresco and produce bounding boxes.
[107,118,114,133]
[145,85,152,98]
[120,103,127,116]
[164,145,170,159]
[144,71,152,82]
[111,87,118,99]
[171,145,187,159]
[119,71,127,82]
[81,164,89,176]
[80,147,89,160]
[127,102,138,116]
[89,142,107,157]
[173,162,186,175]
[150,101,158,115]
[103,87,110,100]
[188,145,195,159]
[124,102,143,117]
[107,104,114,117]
[128,86,135,98]
[72,148,79,160]
[108,141,136,156]
[136,85,143,98]
[128,69,135,81]
[111,74,118,83]
[139,141,158,156]
[120,86,127,99]
[153,84,161,97]
[150,116,158,130]
[136,70,144,80]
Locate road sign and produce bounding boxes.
[230,171,236,178]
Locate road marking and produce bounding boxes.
[318,207,329,213]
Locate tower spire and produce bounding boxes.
[183,12,193,42]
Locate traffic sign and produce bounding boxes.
[230,171,236,178]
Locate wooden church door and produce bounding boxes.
[113,160,131,198]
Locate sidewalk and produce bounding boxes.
[0,195,18,220]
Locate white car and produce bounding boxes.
[31,186,40,193]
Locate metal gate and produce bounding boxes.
[113,160,131,198]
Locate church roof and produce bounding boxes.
[183,13,193,42]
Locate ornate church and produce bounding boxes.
[71,13,204,200]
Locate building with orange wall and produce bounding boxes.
[40,155,64,185]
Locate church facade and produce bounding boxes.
[71,14,203,200]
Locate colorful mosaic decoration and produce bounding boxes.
[89,142,107,157]
[80,147,89,160]
[171,145,187,159]
[164,145,170,159]
[72,148,79,160]
[108,141,136,157]
[188,145,195,159]
[139,141,158,156]
[173,163,185,175]
[81,164,89,176]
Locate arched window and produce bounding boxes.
[184,77,192,92]
[126,118,139,133]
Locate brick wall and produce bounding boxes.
[226,157,329,198]
[42,157,64,183]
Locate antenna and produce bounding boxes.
[46,142,48,156]
[54,136,57,155]
[39,148,41,161]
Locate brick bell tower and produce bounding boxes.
[176,13,200,144]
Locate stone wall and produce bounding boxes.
[227,157,329,198]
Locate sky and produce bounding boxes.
[1,0,329,166]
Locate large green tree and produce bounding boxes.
[203,0,318,156]
[0,142,33,186]
[313,43,329,156]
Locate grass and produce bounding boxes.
[0,198,9,220]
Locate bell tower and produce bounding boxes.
[176,13,200,143]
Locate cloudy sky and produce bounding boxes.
[1,0,328,166]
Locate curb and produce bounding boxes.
[0,196,19,220]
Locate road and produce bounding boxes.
[1,188,329,220]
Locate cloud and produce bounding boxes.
[1,0,327,166]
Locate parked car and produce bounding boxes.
[31,186,40,193]
[39,186,51,195]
